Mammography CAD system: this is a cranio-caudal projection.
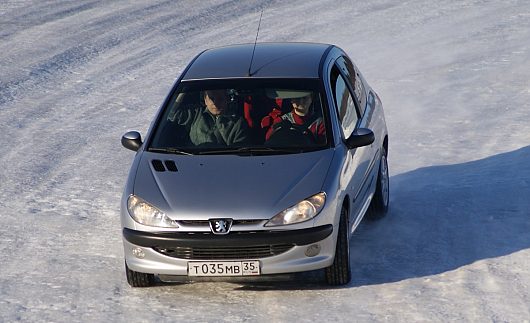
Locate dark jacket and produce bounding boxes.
[170,106,250,146]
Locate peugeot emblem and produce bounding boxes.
[209,218,233,235]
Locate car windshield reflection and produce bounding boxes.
[148,79,330,155]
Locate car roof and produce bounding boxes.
[181,42,334,81]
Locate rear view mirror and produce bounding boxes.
[121,131,142,151]
[345,128,375,149]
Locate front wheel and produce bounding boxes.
[325,206,351,285]
[366,147,389,220]
[125,261,155,287]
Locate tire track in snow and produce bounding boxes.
[0,0,279,107]
[0,0,285,199]
[0,3,291,314]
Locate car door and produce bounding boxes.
[330,61,374,230]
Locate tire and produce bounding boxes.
[125,261,155,287]
[325,206,351,286]
[366,147,389,220]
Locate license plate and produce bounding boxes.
[188,261,260,276]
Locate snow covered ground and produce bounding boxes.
[1,0,529,321]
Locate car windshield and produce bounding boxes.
[148,79,329,155]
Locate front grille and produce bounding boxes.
[177,219,263,226]
[154,244,294,260]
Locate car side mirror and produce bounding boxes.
[121,131,142,151]
[345,128,375,149]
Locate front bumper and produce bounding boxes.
[123,224,335,276]
[123,224,332,247]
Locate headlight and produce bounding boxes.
[265,192,326,226]
[127,195,178,228]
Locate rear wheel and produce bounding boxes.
[325,206,351,285]
[366,147,389,220]
[125,262,155,287]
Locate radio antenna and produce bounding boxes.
[248,10,263,77]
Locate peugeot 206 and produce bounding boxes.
[120,42,389,287]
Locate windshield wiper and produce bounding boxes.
[148,147,194,155]
[198,146,305,155]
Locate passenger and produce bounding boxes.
[262,93,326,144]
[169,90,250,146]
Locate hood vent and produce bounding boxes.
[151,159,178,172]
[151,160,166,172]
[164,160,178,172]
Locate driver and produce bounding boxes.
[262,93,326,144]
[169,90,250,146]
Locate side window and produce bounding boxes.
[336,56,366,115]
[353,66,366,112]
[331,66,358,138]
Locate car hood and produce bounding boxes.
[132,150,334,220]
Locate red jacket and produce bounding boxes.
[261,108,326,143]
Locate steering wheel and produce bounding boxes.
[266,120,316,146]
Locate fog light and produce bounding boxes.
[305,244,321,257]
[132,247,145,259]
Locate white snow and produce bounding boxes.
[1,0,529,322]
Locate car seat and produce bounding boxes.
[243,95,282,144]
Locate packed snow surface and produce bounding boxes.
[1,0,529,322]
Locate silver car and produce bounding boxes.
[120,42,389,286]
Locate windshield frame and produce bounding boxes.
[145,78,334,155]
